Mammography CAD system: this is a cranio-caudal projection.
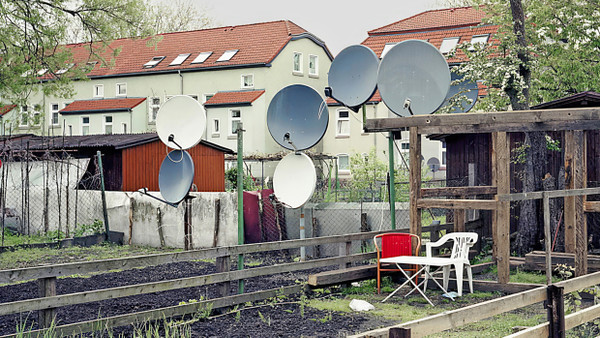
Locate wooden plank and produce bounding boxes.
[417,120,600,135]
[575,130,588,276]
[555,270,600,294]
[507,302,600,337]
[454,209,466,232]
[494,132,510,284]
[364,107,600,133]
[0,230,393,284]
[409,127,422,246]
[0,253,375,316]
[38,277,56,328]
[524,252,600,272]
[564,130,576,253]
[420,186,497,198]
[349,285,548,338]
[3,285,305,338]
[432,279,543,294]
[585,201,600,212]
[417,198,497,210]
[308,265,377,286]
[496,187,600,201]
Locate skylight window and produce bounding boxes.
[217,49,239,62]
[170,53,191,66]
[440,37,460,54]
[191,52,213,64]
[380,43,397,58]
[469,35,489,51]
[143,56,165,68]
[56,64,74,75]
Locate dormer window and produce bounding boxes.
[191,52,213,64]
[170,53,191,66]
[143,56,165,68]
[217,50,238,62]
[469,35,489,51]
[440,37,460,54]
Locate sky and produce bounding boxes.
[188,0,445,56]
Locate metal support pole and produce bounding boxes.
[300,207,306,261]
[388,132,396,229]
[96,151,110,240]
[236,123,244,294]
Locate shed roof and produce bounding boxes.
[60,98,146,114]
[204,90,265,107]
[531,91,600,109]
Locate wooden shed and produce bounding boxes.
[1,133,233,192]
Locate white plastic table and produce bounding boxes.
[379,256,456,306]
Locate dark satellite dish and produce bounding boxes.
[436,72,479,114]
[377,40,451,116]
[156,95,206,150]
[267,84,328,151]
[427,157,441,172]
[158,150,194,204]
[273,152,316,208]
[328,45,379,108]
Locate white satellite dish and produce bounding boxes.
[156,95,206,149]
[377,40,451,116]
[273,152,316,209]
[328,45,379,108]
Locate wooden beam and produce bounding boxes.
[585,201,600,213]
[496,187,600,201]
[416,198,497,210]
[524,251,600,272]
[507,302,600,337]
[409,127,422,244]
[364,107,600,133]
[564,130,576,253]
[575,130,588,277]
[454,209,466,232]
[417,120,600,135]
[420,186,497,198]
[308,265,377,286]
[493,132,510,284]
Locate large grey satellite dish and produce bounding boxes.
[158,150,194,204]
[436,72,479,114]
[273,152,316,209]
[328,45,379,108]
[267,84,328,151]
[156,95,206,150]
[377,40,451,116]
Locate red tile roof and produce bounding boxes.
[60,98,146,114]
[369,7,487,35]
[54,20,328,79]
[362,7,498,64]
[326,91,382,106]
[204,90,265,107]
[0,105,16,116]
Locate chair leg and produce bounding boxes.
[423,265,430,293]
[377,265,380,294]
[454,263,464,296]
[442,265,451,291]
[467,264,473,294]
[413,265,419,285]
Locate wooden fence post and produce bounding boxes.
[38,277,56,328]
[390,327,411,338]
[546,284,565,338]
[216,255,231,299]
[339,241,351,270]
[492,132,510,284]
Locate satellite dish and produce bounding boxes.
[267,84,328,151]
[158,150,195,204]
[273,152,316,209]
[427,157,441,172]
[156,95,206,150]
[436,71,479,114]
[377,40,451,116]
[328,45,379,108]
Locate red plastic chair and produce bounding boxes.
[374,233,421,294]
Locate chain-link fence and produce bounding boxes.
[0,147,103,245]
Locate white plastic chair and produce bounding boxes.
[423,232,478,296]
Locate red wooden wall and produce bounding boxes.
[121,140,226,192]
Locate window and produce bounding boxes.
[241,74,254,88]
[81,116,90,135]
[56,64,74,75]
[230,109,241,135]
[50,103,59,125]
[337,154,350,172]
[188,94,199,101]
[104,116,113,134]
[67,125,73,136]
[122,122,128,134]
[93,84,104,98]
[169,53,191,66]
[469,34,489,51]
[400,141,410,152]
[32,111,41,126]
[440,37,460,54]
[441,141,447,165]
[191,52,213,64]
[293,52,303,73]
[116,83,127,97]
[381,43,397,58]
[217,50,238,62]
[19,106,28,127]
[149,97,161,122]
[309,55,318,76]
[336,109,350,136]
[143,56,165,68]
[203,93,215,103]
[212,118,220,136]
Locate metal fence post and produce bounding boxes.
[96,151,110,240]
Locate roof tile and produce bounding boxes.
[369,7,487,35]
[204,90,265,107]
[60,98,146,114]
[0,105,16,116]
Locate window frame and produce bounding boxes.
[93,84,104,98]
[293,51,303,74]
[241,74,254,89]
[49,103,60,126]
[103,115,113,134]
[337,154,350,173]
[335,109,350,137]
[212,118,220,137]
[148,96,161,123]
[191,51,213,64]
[217,49,238,62]
[440,37,460,54]
[229,109,242,136]
[469,34,490,51]
[19,106,29,127]
[121,122,128,134]
[116,83,127,97]
[81,116,90,135]
[308,54,318,77]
